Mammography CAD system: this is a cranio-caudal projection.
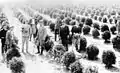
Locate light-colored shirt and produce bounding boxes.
[22,24,30,37]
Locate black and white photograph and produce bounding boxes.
[0,0,120,73]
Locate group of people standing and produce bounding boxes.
[0,20,17,62]
[0,15,71,62]
[0,17,48,62]
[21,16,70,55]
[54,17,70,51]
[21,19,47,55]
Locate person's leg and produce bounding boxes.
[65,39,68,51]
[62,38,68,51]
[1,45,4,56]
[61,38,66,50]
[1,40,4,54]
[55,29,57,41]
[33,34,36,43]
[1,40,5,63]
[36,41,40,54]
[36,45,40,54]
[40,40,45,55]
[61,38,64,45]
[40,45,44,55]
[26,37,29,53]
[22,37,25,52]
[75,44,78,51]
[29,33,31,41]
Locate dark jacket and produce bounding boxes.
[0,29,7,41]
[60,24,69,39]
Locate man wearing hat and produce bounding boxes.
[29,18,38,42]
[5,26,15,49]
[0,24,8,62]
[21,21,31,53]
[59,21,69,51]
[35,20,47,54]
[54,17,62,41]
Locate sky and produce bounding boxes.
[0,0,120,7]
[0,0,26,3]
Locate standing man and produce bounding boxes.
[0,24,8,62]
[59,21,69,51]
[5,26,15,50]
[31,18,38,42]
[54,17,62,41]
[21,21,31,53]
[35,20,47,55]
[29,18,37,42]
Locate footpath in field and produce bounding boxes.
[0,6,120,73]
[0,6,68,73]
[28,7,120,73]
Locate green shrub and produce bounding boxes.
[9,57,25,73]
[85,18,93,26]
[6,48,21,63]
[93,22,100,30]
[92,28,100,38]
[78,36,87,52]
[84,66,98,73]
[101,24,109,32]
[83,25,91,35]
[110,26,116,35]
[62,52,76,70]
[102,50,116,68]
[102,31,111,43]
[86,44,99,60]
[70,61,83,73]
[112,35,120,51]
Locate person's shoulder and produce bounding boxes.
[6,30,11,34]
[0,29,3,32]
[7,30,10,32]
